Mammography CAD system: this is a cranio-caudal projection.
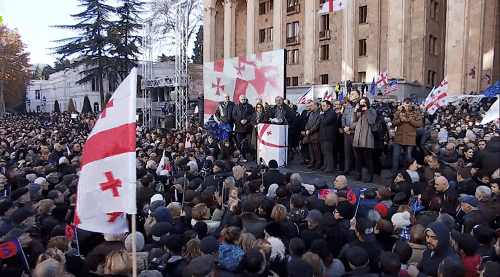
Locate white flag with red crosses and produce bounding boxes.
[74,68,137,234]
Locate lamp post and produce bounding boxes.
[26,99,30,113]
[42,96,46,113]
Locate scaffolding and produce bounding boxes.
[173,1,190,130]
[141,1,190,130]
[141,21,154,129]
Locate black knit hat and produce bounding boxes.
[345,246,369,267]
[200,236,219,254]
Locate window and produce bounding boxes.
[268,27,273,42]
[320,14,329,31]
[285,76,299,87]
[319,45,329,61]
[359,39,367,56]
[359,6,368,24]
[429,35,437,54]
[320,74,329,85]
[430,0,438,20]
[93,102,100,113]
[259,29,266,43]
[91,77,100,92]
[287,0,300,14]
[286,49,299,64]
[358,72,366,82]
[428,70,436,86]
[259,2,266,15]
[287,0,299,7]
[269,0,274,12]
[286,21,299,38]
[35,90,41,99]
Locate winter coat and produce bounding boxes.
[352,108,377,149]
[268,104,296,126]
[392,106,422,146]
[215,101,235,125]
[263,170,286,189]
[474,136,500,176]
[232,103,254,133]
[319,108,337,143]
[305,108,322,142]
[341,102,357,130]
[459,209,489,233]
[418,222,461,277]
[478,197,500,226]
[238,212,268,239]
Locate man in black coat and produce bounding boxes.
[215,93,235,126]
[319,100,337,173]
[263,159,286,189]
[232,94,254,162]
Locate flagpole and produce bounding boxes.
[344,0,349,98]
[132,214,137,277]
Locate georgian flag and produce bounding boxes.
[425,77,449,115]
[376,71,388,88]
[318,0,347,14]
[75,68,137,234]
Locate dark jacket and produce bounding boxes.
[263,170,286,189]
[478,196,500,226]
[215,101,235,125]
[356,198,380,219]
[305,108,321,142]
[238,212,267,239]
[459,209,489,233]
[418,222,461,277]
[232,102,254,133]
[268,104,296,126]
[319,108,337,143]
[474,136,500,175]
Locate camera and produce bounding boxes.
[357,104,366,113]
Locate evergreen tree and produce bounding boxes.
[109,0,144,80]
[191,25,203,64]
[54,100,61,113]
[67,98,77,113]
[81,95,92,113]
[52,0,116,109]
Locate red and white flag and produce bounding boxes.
[376,71,388,88]
[318,0,347,14]
[324,91,333,101]
[297,87,313,104]
[425,77,449,115]
[75,68,137,234]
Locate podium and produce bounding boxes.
[257,124,288,167]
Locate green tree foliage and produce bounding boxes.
[0,24,31,113]
[191,25,203,64]
[52,0,116,108]
[109,0,144,79]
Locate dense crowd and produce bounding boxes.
[0,89,499,277]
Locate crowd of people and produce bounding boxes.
[0,88,499,277]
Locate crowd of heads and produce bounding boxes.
[0,91,498,277]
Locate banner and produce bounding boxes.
[203,50,285,123]
[257,124,288,167]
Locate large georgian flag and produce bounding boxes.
[75,68,137,234]
[376,71,389,88]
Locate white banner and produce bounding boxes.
[257,124,288,167]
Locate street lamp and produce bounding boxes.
[26,99,30,113]
[42,96,46,113]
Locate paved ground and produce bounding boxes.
[242,153,392,189]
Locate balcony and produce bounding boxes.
[287,4,300,15]
[286,36,300,46]
[319,30,331,41]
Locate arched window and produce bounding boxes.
[93,102,100,113]
[36,106,41,112]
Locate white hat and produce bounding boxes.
[34,177,47,185]
[59,157,69,165]
[391,211,412,228]
[150,194,164,203]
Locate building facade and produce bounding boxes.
[26,61,203,115]
[203,0,499,97]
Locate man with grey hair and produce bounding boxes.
[476,185,500,226]
[34,259,63,277]
[232,94,254,162]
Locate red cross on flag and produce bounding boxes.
[318,0,347,14]
[75,68,137,234]
[424,77,449,115]
[376,71,389,88]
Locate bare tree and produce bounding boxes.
[149,0,203,54]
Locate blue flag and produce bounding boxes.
[483,81,499,99]
[339,89,344,101]
[370,77,376,95]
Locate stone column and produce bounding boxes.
[303,0,316,84]
[203,2,216,63]
[387,0,407,79]
[224,0,237,59]
[273,0,285,50]
[342,0,356,82]
[444,0,468,95]
[465,0,485,94]
[246,0,257,55]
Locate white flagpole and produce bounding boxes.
[132,214,137,277]
[344,0,349,97]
